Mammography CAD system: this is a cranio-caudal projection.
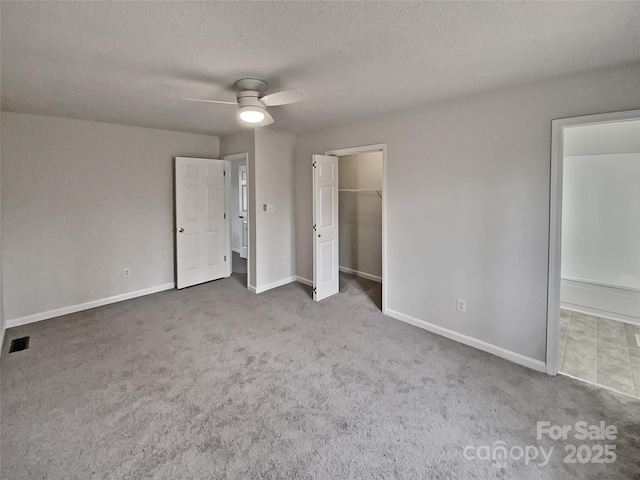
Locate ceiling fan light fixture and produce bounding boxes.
[239,107,265,124]
[184,78,304,127]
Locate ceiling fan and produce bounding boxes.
[183,78,306,126]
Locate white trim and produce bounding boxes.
[224,160,232,279]
[561,275,640,293]
[546,109,640,376]
[5,283,175,329]
[339,266,382,283]
[295,276,313,287]
[324,143,387,313]
[561,277,640,321]
[387,308,546,373]
[254,276,297,294]
[248,284,257,293]
[0,326,5,356]
[232,247,241,254]
[325,144,387,156]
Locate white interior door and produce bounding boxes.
[238,165,248,259]
[313,154,339,301]
[175,157,231,289]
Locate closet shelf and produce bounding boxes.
[339,188,382,198]
[339,188,381,192]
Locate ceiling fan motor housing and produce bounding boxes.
[233,78,268,92]
[237,91,266,109]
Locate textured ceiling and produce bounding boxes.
[2,1,639,136]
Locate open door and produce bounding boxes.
[312,154,339,301]
[175,157,231,289]
[238,165,248,259]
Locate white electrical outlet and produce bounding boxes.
[456,298,466,313]
[123,268,130,277]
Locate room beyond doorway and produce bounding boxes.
[223,152,249,289]
[547,110,640,398]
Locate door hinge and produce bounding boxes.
[313,287,317,294]
[224,255,227,261]
[312,161,317,168]
[223,170,226,176]
[224,213,226,219]
[312,224,317,231]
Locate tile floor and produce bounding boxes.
[559,309,640,398]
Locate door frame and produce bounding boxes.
[223,152,251,290]
[324,143,387,313]
[237,164,248,259]
[546,109,640,375]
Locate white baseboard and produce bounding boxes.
[561,278,639,323]
[294,270,382,287]
[248,284,257,293]
[254,276,297,294]
[295,276,313,287]
[5,283,175,329]
[339,266,382,283]
[385,308,546,373]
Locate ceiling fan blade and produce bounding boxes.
[182,98,238,105]
[259,88,307,107]
[261,110,274,126]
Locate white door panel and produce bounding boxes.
[313,154,339,301]
[176,157,231,289]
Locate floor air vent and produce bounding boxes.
[9,336,30,353]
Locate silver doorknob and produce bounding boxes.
[179,228,184,233]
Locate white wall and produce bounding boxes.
[561,120,640,321]
[295,63,640,364]
[1,112,220,322]
[254,129,296,290]
[221,128,296,292]
[562,154,640,290]
[339,152,382,278]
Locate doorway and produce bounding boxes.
[223,153,249,289]
[547,110,640,398]
[312,144,387,311]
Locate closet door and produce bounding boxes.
[312,154,339,301]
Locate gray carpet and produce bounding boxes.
[232,251,247,275]
[1,274,639,479]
